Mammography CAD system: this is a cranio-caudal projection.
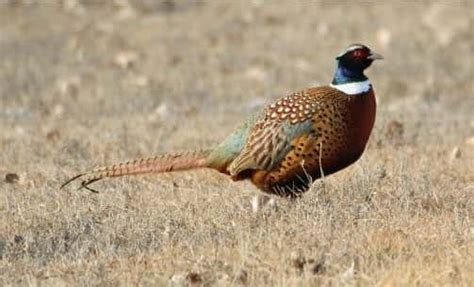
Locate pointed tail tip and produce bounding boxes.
[60,173,103,193]
[80,177,101,193]
[59,173,85,190]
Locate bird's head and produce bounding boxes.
[337,44,383,72]
[333,44,383,85]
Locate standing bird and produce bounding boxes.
[61,44,382,197]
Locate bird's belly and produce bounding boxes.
[310,145,364,177]
[227,138,365,195]
[250,136,366,197]
[253,112,374,196]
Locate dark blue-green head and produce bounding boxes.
[332,44,383,85]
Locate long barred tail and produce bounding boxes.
[60,150,211,193]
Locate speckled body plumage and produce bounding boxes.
[61,44,382,197]
[207,86,376,196]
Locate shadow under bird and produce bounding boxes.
[61,44,383,197]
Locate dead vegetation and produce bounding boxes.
[0,1,472,286]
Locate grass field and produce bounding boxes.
[1,1,473,286]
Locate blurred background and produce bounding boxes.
[0,1,472,285]
[1,0,472,168]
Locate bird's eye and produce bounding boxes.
[353,50,364,57]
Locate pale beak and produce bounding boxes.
[368,52,384,60]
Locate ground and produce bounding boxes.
[0,1,473,286]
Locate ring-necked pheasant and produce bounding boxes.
[61,44,382,197]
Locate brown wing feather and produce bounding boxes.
[228,86,342,177]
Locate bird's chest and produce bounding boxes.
[343,90,376,149]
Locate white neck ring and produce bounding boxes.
[330,80,372,95]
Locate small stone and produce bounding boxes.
[46,130,60,141]
[450,146,461,161]
[245,66,266,82]
[312,261,325,274]
[114,50,139,69]
[242,11,255,24]
[52,104,65,117]
[128,75,149,87]
[465,136,474,146]
[63,0,85,15]
[290,252,306,274]
[5,173,19,184]
[376,28,391,48]
[14,235,24,244]
[295,59,311,72]
[186,272,202,286]
[234,269,248,284]
[115,0,137,20]
[169,273,187,287]
[15,126,25,136]
[216,272,230,284]
[317,23,328,36]
[375,166,387,179]
[251,0,265,6]
[56,76,80,97]
[148,103,170,122]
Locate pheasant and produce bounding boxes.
[61,44,382,197]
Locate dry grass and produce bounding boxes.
[0,1,473,286]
